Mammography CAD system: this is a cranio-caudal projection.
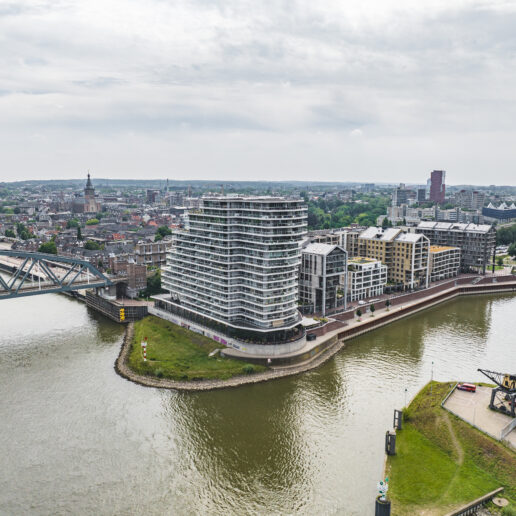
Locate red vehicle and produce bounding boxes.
[457,383,476,392]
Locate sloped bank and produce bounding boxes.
[115,281,516,391]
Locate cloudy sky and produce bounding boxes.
[1,0,515,184]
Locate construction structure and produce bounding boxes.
[429,246,461,282]
[416,222,496,274]
[478,369,516,418]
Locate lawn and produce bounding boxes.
[386,382,516,516]
[128,316,266,381]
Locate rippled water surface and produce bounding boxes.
[1,293,515,515]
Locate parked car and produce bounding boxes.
[307,333,317,341]
[457,383,476,392]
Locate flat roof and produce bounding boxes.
[430,245,460,253]
[348,256,379,264]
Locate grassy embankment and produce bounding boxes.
[128,315,266,381]
[386,381,516,516]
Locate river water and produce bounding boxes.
[1,292,515,515]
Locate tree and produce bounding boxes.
[86,218,99,225]
[496,256,504,267]
[13,206,20,214]
[385,299,391,311]
[356,308,362,320]
[141,270,163,297]
[16,223,33,240]
[370,304,375,316]
[77,227,83,241]
[67,218,80,229]
[155,225,172,241]
[84,240,101,250]
[5,229,15,238]
[508,243,516,258]
[38,241,57,255]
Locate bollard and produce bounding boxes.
[385,431,396,455]
[375,496,391,516]
[393,409,402,430]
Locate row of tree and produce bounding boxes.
[305,194,391,229]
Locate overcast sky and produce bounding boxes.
[1,0,515,185]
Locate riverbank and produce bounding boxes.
[126,316,265,380]
[115,280,516,391]
[386,382,516,516]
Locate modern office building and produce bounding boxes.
[455,190,485,211]
[347,257,387,301]
[299,243,347,316]
[483,202,516,222]
[429,246,461,282]
[158,196,307,343]
[417,188,427,203]
[429,170,446,204]
[416,221,496,273]
[358,227,430,289]
[392,184,409,207]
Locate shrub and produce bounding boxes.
[242,364,255,375]
[154,368,164,378]
[402,407,413,422]
[502,506,516,516]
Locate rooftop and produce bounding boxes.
[430,245,460,253]
[302,243,345,256]
[417,221,493,233]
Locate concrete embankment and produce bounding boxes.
[114,280,516,392]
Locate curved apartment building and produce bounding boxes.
[160,196,307,342]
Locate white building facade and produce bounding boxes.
[347,257,387,301]
[159,196,307,343]
[299,244,347,316]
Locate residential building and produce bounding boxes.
[415,221,496,273]
[392,184,409,207]
[135,240,170,267]
[159,196,307,343]
[455,190,485,211]
[347,257,387,301]
[299,243,347,315]
[358,227,430,289]
[429,170,446,204]
[429,246,461,282]
[307,227,364,257]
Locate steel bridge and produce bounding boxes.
[0,250,112,300]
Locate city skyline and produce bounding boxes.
[1,1,516,184]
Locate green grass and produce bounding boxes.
[386,381,516,516]
[128,316,266,381]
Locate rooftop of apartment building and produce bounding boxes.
[302,243,346,256]
[430,245,460,253]
[359,227,402,241]
[200,195,304,202]
[417,221,493,233]
[348,256,380,264]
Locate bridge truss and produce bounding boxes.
[0,250,112,300]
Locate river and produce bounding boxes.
[1,292,515,515]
